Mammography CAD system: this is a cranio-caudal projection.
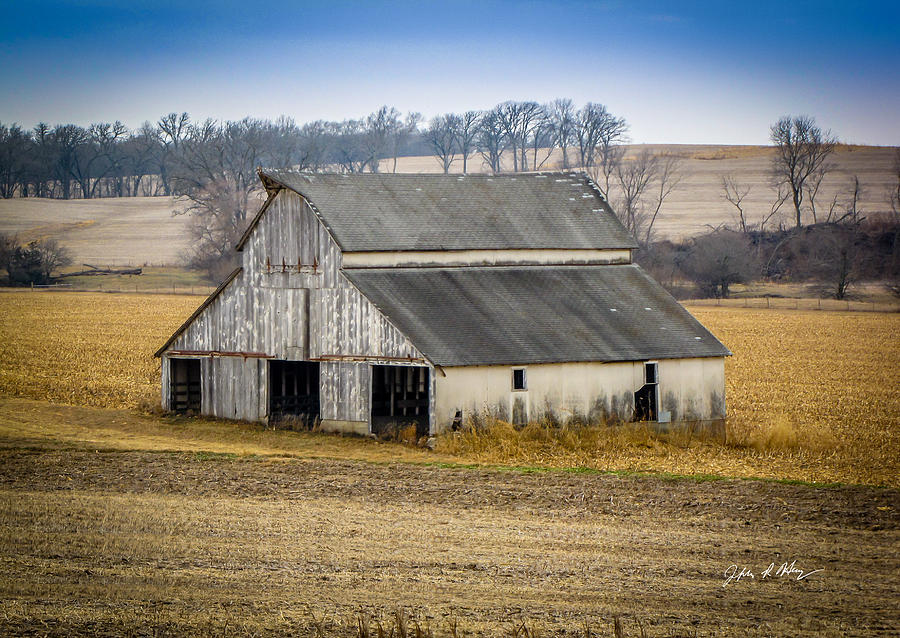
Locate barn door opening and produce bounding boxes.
[633,361,658,422]
[269,360,320,425]
[371,365,430,438]
[171,358,201,414]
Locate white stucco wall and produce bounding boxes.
[433,357,725,432]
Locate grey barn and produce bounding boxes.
[156,171,730,436]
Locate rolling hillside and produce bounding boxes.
[0,144,896,266]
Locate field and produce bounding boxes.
[0,195,190,266]
[0,145,896,267]
[1,291,897,486]
[0,291,898,636]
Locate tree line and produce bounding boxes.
[2,106,897,297]
[0,99,632,200]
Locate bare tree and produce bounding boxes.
[50,124,89,199]
[425,114,458,174]
[825,175,863,224]
[548,98,576,169]
[0,233,16,273]
[454,111,481,174]
[592,143,627,200]
[3,236,72,285]
[388,112,422,173]
[157,112,190,196]
[168,117,271,280]
[28,123,54,197]
[184,179,256,281]
[575,104,628,172]
[497,101,543,172]
[721,174,751,233]
[612,150,658,240]
[0,123,30,198]
[477,107,506,173]
[529,108,556,171]
[362,106,401,172]
[770,115,838,228]
[642,153,683,244]
[329,119,369,173]
[721,175,790,234]
[85,121,128,198]
[576,103,629,198]
[891,148,900,219]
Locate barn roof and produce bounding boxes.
[343,264,731,366]
[239,170,638,252]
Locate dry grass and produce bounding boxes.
[1,449,896,637]
[0,291,197,408]
[0,292,898,486]
[1,290,897,635]
[0,195,191,266]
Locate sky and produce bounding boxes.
[1,0,898,145]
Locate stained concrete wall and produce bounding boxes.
[433,357,726,432]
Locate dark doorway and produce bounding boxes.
[269,360,320,424]
[171,358,201,414]
[633,362,658,422]
[371,365,430,438]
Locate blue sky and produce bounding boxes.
[1,0,898,144]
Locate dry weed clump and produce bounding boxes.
[727,413,838,453]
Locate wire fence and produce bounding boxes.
[13,283,900,311]
[687,296,899,313]
[22,282,216,296]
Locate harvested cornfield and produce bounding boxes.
[0,291,197,408]
[0,291,897,486]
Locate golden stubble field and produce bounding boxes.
[0,290,898,486]
[0,291,898,636]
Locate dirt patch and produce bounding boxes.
[0,448,897,636]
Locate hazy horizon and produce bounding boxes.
[2,0,899,146]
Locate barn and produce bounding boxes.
[155,171,731,437]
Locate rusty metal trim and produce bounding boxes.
[311,354,428,364]
[166,350,275,360]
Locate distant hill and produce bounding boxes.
[0,144,896,266]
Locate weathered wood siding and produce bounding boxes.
[320,361,370,423]
[201,356,267,421]
[243,190,343,289]
[310,286,424,361]
[170,272,308,359]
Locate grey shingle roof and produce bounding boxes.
[254,170,638,252]
[343,265,731,366]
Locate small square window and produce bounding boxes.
[645,362,658,385]
[512,368,527,391]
